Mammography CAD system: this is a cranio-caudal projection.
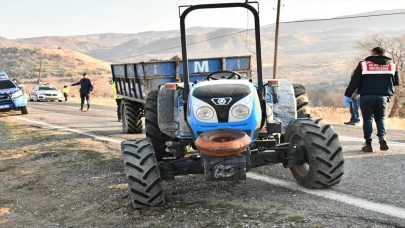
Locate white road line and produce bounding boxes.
[10,116,405,220]
[29,102,114,112]
[12,116,122,144]
[340,136,405,146]
[248,173,405,220]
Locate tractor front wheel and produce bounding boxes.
[145,90,176,160]
[285,118,344,188]
[121,139,165,209]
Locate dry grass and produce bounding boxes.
[312,107,405,129]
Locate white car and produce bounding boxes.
[29,85,64,102]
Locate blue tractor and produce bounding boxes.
[0,72,28,115]
[118,2,344,209]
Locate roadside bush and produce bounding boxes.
[320,92,344,108]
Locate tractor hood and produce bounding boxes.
[187,80,262,141]
[190,80,252,122]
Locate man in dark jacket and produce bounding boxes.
[71,73,94,111]
[344,47,401,152]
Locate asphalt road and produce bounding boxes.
[3,101,405,227]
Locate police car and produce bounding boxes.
[0,72,28,114]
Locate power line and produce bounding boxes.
[107,11,405,63]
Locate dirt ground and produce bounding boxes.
[0,119,319,228]
[311,107,405,129]
[1,117,403,228]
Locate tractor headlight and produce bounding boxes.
[196,106,214,120]
[231,104,249,119]
[11,90,23,98]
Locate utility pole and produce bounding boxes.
[38,60,42,84]
[272,0,281,79]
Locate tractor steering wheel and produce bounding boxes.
[204,70,242,81]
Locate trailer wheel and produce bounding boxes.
[121,139,165,209]
[122,100,143,134]
[21,106,28,115]
[145,90,175,160]
[293,84,310,118]
[285,118,344,188]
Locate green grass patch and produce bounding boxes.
[79,150,105,160]
[286,215,304,222]
[0,198,15,207]
[65,142,80,148]
[0,166,14,172]
[11,179,38,190]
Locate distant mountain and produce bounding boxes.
[12,26,221,54]
[262,9,405,34]
[0,36,20,48]
[2,9,404,102]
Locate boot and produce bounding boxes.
[87,104,90,111]
[79,104,83,111]
[362,139,373,152]
[379,136,389,151]
[344,121,356,125]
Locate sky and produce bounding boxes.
[1,0,405,39]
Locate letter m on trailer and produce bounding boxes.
[194,61,209,73]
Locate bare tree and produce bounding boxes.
[356,34,405,117]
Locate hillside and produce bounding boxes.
[2,9,405,107]
[13,27,221,54]
[0,46,113,97]
[0,37,20,48]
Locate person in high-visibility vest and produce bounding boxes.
[62,84,69,101]
[110,80,122,122]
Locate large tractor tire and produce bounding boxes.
[121,100,143,134]
[285,118,344,188]
[293,84,310,118]
[121,139,165,209]
[145,90,176,160]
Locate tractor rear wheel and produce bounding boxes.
[285,118,344,188]
[293,84,310,118]
[145,90,176,160]
[121,100,143,134]
[121,139,165,209]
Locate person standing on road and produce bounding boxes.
[344,70,361,125]
[62,84,69,102]
[71,73,94,111]
[110,80,122,122]
[344,47,401,152]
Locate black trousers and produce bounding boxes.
[63,93,68,101]
[80,93,90,106]
[360,95,388,140]
[116,99,122,119]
